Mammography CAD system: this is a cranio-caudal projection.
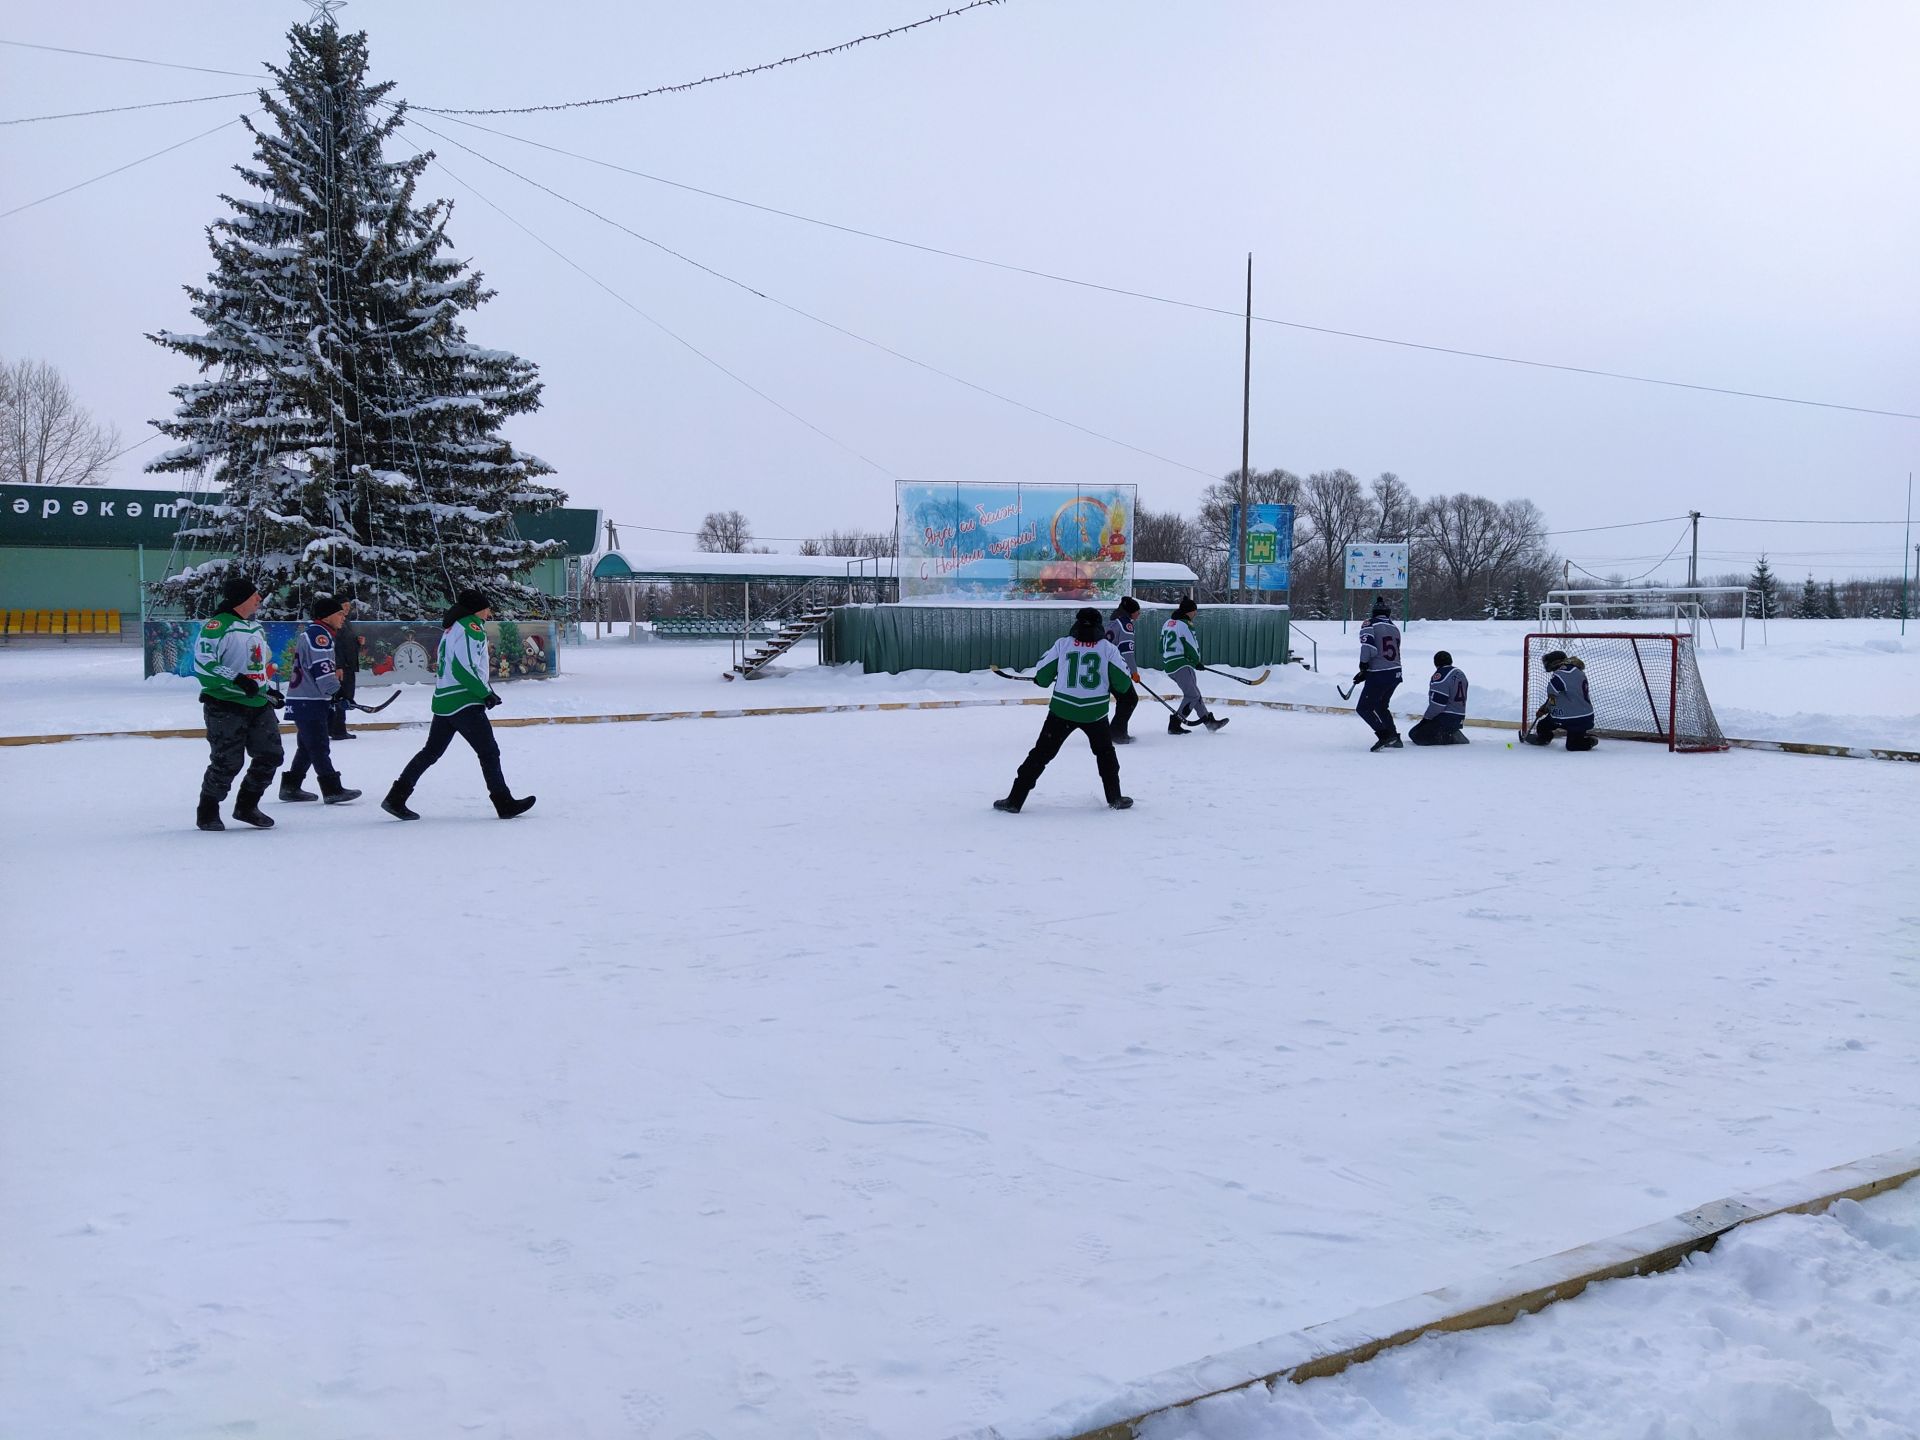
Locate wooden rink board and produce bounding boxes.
[950,1143,1920,1440]
[2,689,1916,760]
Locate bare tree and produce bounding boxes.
[0,357,121,486]
[695,510,753,553]
[1298,469,1378,600]
[799,528,893,558]
[1369,471,1415,541]
[1414,493,1552,615]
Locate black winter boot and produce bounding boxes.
[232,785,275,828]
[196,797,225,832]
[1111,729,1132,745]
[279,777,318,802]
[1203,716,1230,732]
[992,797,1022,814]
[320,778,362,805]
[493,793,536,819]
[382,786,419,821]
[1108,796,1134,810]
[1168,716,1190,735]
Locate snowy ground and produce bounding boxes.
[3,626,1918,1439]
[1150,1180,1920,1440]
[2,617,1915,750]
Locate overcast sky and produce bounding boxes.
[3,1,1916,581]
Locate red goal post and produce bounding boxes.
[1522,633,1728,753]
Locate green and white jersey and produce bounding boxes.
[432,615,493,716]
[1160,618,1201,674]
[1033,636,1133,722]
[194,610,272,707]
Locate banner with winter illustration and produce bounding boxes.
[145,619,561,683]
[896,481,1135,603]
[1229,503,1295,592]
[1344,543,1409,591]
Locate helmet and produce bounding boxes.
[1542,650,1568,670]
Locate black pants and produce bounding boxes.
[200,700,284,802]
[1110,685,1138,738]
[286,702,340,785]
[395,706,510,797]
[1356,672,1401,737]
[1009,712,1122,805]
[1409,714,1465,746]
[1528,714,1596,749]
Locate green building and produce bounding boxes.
[0,482,599,624]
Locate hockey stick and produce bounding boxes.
[1131,676,1186,721]
[990,667,1034,681]
[346,689,400,713]
[1200,666,1271,687]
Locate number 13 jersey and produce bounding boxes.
[1033,638,1135,722]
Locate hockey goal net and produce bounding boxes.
[1521,633,1728,752]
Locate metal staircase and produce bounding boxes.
[725,579,837,680]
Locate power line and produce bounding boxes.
[1565,522,1693,584]
[407,142,905,484]
[419,0,1007,115]
[1700,514,1907,525]
[0,91,252,126]
[0,37,263,81]
[407,116,1220,480]
[409,109,1920,424]
[0,113,245,221]
[1542,514,1689,536]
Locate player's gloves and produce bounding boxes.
[235,675,261,698]
[1351,671,1366,687]
[1131,671,1141,681]
[266,686,287,709]
[484,691,503,710]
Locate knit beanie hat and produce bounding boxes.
[219,574,259,611]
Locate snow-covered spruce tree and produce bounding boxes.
[146,19,563,620]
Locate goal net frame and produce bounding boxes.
[1521,632,1729,753]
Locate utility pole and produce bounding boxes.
[1237,252,1252,604]
[1687,510,1701,588]
[1902,473,1912,636]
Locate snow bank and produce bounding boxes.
[1145,1181,1920,1440]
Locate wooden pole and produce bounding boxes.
[1238,252,1253,604]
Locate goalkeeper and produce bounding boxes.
[1526,650,1598,750]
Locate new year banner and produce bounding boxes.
[896,482,1135,604]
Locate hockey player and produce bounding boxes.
[382,589,537,820]
[278,596,362,805]
[193,574,285,831]
[1352,596,1403,750]
[994,607,1134,812]
[1158,596,1228,734]
[1409,651,1470,746]
[1103,596,1142,743]
[1527,650,1598,750]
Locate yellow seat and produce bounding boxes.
[106,610,122,635]
[44,611,62,635]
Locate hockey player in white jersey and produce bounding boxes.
[1352,596,1404,750]
[995,608,1135,812]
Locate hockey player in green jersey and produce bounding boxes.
[382,589,536,821]
[193,574,285,831]
[995,608,1134,812]
[1159,596,1228,734]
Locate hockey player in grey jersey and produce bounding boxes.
[1409,651,1469,745]
[1352,596,1403,750]
[279,596,362,805]
[1103,596,1142,743]
[1527,650,1598,750]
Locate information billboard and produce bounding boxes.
[1344,543,1409,591]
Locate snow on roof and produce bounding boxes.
[591,549,1197,586]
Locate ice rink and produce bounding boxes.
[4,645,1917,1438]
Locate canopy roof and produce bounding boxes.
[591,549,1196,587]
